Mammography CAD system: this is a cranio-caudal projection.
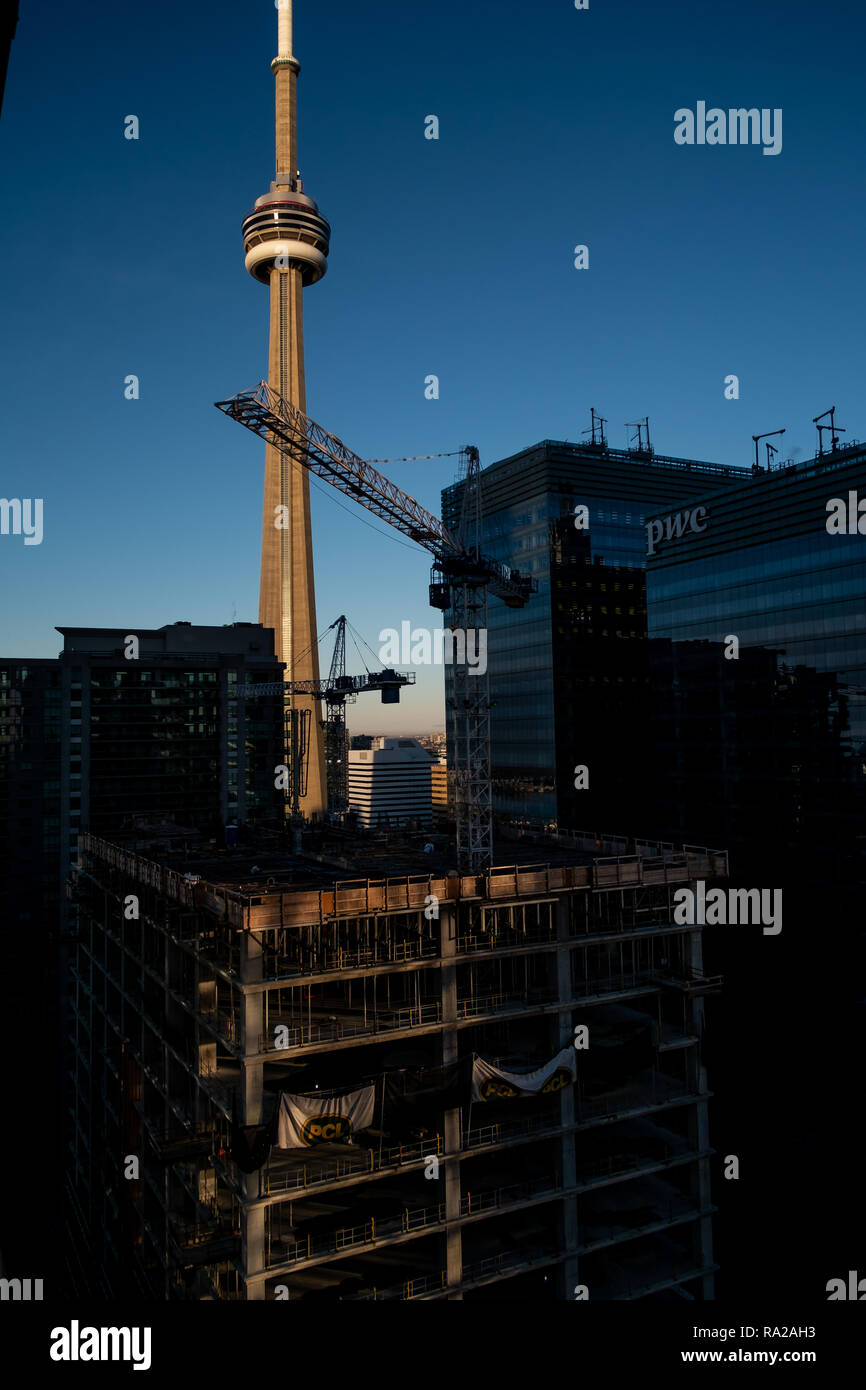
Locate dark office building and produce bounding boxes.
[0,658,63,929]
[0,659,65,1276]
[645,444,866,1297]
[442,438,745,834]
[0,623,287,1289]
[56,622,288,882]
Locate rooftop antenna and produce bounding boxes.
[582,407,607,448]
[813,406,845,457]
[625,417,652,454]
[752,428,785,471]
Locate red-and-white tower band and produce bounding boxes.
[242,0,329,816]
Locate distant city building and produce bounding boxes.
[430,755,449,816]
[348,736,433,828]
[418,731,447,756]
[442,439,745,832]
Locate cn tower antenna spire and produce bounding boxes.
[241,0,332,819]
[273,0,300,183]
[277,0,293,57]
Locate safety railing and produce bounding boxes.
[457,926,557,954]
[265,1203,447,1269]
[463,1248,560,1284]
[461,1174,559,1217]
[338,1245,564,1299]
[259,1134,443,1195]
[456,990,556,1020]
[257,1000,442,1052]
[265,938,440,979]
[463,1112,563,1150]
[265,1180,564,1270]
[341,1270,447,1301]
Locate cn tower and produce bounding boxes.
[242,0,329,816]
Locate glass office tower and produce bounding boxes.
[646,446,866,886]
[442,438,744,833]
[645,443,866,1297]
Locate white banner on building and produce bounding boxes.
[471,1047,577,1102]
[276,1087,376,1148]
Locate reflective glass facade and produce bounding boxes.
[646,449,866,885]
[645,450,866,1291]
[443,440,744,829]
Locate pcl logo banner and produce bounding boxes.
[471,1047,576,1101]
[276,1086,375,1148]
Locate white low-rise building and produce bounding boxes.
[348,737,433,828]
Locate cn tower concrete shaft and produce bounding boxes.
[242,1,331,818]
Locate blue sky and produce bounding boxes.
[2,0,864,732]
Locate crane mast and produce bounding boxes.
[436,444,492,868]
[216,382,536,870]
[323,615,349,816]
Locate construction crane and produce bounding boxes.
[316,614,416,816]
[215,381,537,870]
[230,615,415,819]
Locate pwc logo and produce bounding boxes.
[300,1115,352,1145]
[646,505,709,556]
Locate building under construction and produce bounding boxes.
[66,830,725,1300]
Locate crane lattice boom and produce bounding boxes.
[215,383,533,606]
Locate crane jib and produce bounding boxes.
[215,385,536,606]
